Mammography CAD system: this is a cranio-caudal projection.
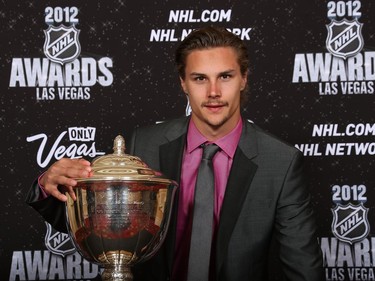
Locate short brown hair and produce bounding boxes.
[175,26,249,104]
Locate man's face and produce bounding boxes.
[180,47,247,140]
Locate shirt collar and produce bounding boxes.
[186,118,243,159]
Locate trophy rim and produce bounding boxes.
[75,176,178,185]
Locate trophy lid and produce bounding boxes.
[76,135,175,184]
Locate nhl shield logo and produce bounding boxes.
[44,24,81,64]
[44,222,76,257]
[331,203,369,244]
[326,19,364,59]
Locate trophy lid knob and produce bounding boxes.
[113,135,126,156]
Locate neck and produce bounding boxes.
[192,115,241,142]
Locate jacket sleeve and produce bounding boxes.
[275,151,324,281]
[25,179,68,233]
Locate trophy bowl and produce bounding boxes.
[65,135,177,281]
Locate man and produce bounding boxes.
[26,26,323,280]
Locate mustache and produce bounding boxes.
[201,100,228,107]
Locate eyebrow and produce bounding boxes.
[189,69,236,77]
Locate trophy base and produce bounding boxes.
[102,265,133,281]
[98,251,135,281]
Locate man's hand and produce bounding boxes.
[40,158,92,202]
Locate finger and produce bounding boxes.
[55,157,91,171]
[49,175,78,189]
[49,162,91,181]
[76,158,91,166]
[69,159,92,178]
[59,157,90,165]
[42,174,76,196]
[49,187,68,202]
[66,158,92,169]
[66,186,77,201]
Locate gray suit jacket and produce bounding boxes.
[128,116,323,281]
[26,116,323,281]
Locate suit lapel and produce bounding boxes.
[215,120,259,277]
[159,117,190,182]
[159,136,185,182]
[158,118,189,275]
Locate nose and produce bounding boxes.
[208,80,221,98]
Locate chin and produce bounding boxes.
[205,117,228,128]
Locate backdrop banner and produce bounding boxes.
[0,1,374,280]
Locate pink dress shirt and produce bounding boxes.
[172,118,243,280]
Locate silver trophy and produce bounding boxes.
[65,135,177,281]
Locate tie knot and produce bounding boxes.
[201,144,220,160]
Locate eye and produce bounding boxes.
[220,73,232,80]
[193,75,206,82]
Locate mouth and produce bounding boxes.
[203,102,227,112]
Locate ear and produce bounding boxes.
[241,71,248,90]
[180,76,187,93]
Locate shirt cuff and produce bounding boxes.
[38,172,49,200]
